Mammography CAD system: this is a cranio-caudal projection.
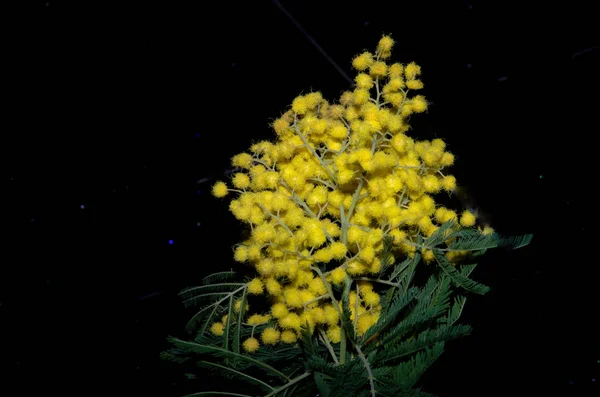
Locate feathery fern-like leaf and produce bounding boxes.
[434,250,490,295]
[393,342,444,388]
[374,324,471,364]
[166,337,290,381]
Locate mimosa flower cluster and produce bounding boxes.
[210,35,489,353]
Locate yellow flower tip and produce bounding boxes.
[480,225,495,235]
[291,96,308,115]
[212,181,229,198]
[231,172,250,189]
[411,95,428,113]
[330,266,347,285]
[388,63,404,78]
[355,73,374,90]
[231,153,253,169]
[242,337,260,353]
[405,62,422,80]
[440,152,455,167]
[280,329,298,344]
[422,249,435,263]
[247,277,264,295]
[369,61,387,78]
[210,322,224,336]
[406,79,424,90]
[377,35,394,54]
[272,117,290,135]
[326,325,342,344]
[233,245,248,262]
[441,175,457,192]
[261,327,281,345]
[352,51,374,71]
[460,210,477,227]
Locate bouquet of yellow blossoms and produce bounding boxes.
[162,35,532,397]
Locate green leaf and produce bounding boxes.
[447,295,467,326]
[375,324,471,364]
[232,289,247,355]
[201,270,238,285]
[165,337,290,381]
[197,360,274,393]
[434,250,490,295]
[497,233,534,250]
[360,287,418,346]
[393,342,445,388]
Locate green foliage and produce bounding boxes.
[162,223,533,396]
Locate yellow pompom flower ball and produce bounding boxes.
[460,210,477,227]
[211,181,228,198]
[261,327,281,345]
[242,337,260,353]
[210,322,224,336]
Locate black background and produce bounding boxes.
[4,1,599,396]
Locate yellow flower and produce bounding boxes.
[233,246,248,262]
[330,266,347,285]
[441,175,457,191]
[242,337,260,353]
[405,62,422,80]
[211,181,228,198]
[271,302,289,319]
[327,325,342,343]
[369,61,387,77]
[291,96,308,114]
[231,153,253,169]
[210,322,224,336]
[352,52,374,71]
[246,313,270,325]
[247,278,264,295]
[261,327,281,345]
[377,35,394,53]
[460,210,477,227]
[280,330,298,344]
[355,73,374,89]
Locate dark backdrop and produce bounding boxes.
[4,1,599,396]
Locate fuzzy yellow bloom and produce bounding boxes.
[388,62,404,78]
[355,73,374,90]
[279,313,301,330]
[405,62,422,80]
[233,246,248,262]
[280,330,298,344]
[352,51,374,71]
[246,313,270,325]
[377,35,394,53]
[261,327,281,345]
[460,210,477,227]
[271,302,289,319]
[441,175,457,191]
[265,277,283,296]
[212,181,228,198]
[231,172,250,189]
[330,266,347,285]
[292,96,308,115]
[480,225,495,235]
[247,278,264,295]
[231,153,253,169]
[210,322,224,336]
[369,61,387,77]
[362,290,380,307]
[422,249,435,263]
[242,337,260,353]
[406,79,424,90]
[326,325,342,343]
